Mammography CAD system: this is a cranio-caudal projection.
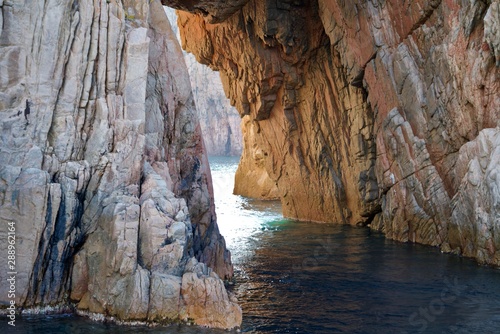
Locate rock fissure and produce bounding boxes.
[406,0,442,43]
[1,0,240,329]
[171,0,499,264]
[1,0,500,328]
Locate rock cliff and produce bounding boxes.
[165,7,243,157]
[165,0,500,266]
[233,115,280,199]
[0,0,240,329]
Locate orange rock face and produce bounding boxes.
[174,1,378,224]
[165,0,500,265]
[234,115,279,199]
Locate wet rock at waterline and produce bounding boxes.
[1,0,500,330]
[0,0,240,329]
[166,0,500,265]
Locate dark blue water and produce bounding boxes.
[3,156,500,333]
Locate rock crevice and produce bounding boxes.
[166,0,500,265]
[0,0,240,329]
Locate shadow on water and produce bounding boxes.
[3,156,500,333]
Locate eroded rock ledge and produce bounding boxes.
[165,0,500,266]
[0,0,240,329]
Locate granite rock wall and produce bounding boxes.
[0,0,240,329]
[164,0,500,265]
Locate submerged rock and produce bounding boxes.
[0,0,240,329]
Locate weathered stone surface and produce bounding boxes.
[168,0,500,265]
[175,1,378,224]
[0,0,239,329]
[485,1,500,66]
[234,115,279,199]
[165,7,242,156]
[179,258,242,328]
[448,128,500,265]
[186,61,243,156]
[162,0,249,23]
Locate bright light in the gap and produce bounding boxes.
[209,156,282,254]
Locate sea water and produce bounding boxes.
[3,156,500,333]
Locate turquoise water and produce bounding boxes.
[3,156,500,333]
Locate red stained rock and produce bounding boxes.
[168,0,500,265]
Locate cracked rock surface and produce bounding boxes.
[166,0,500,265]
[165,7,243,157]
[0,0,240,329]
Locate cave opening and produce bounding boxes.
[164,7,244,159]
[4,0,500,332]
[163,6,282,253]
